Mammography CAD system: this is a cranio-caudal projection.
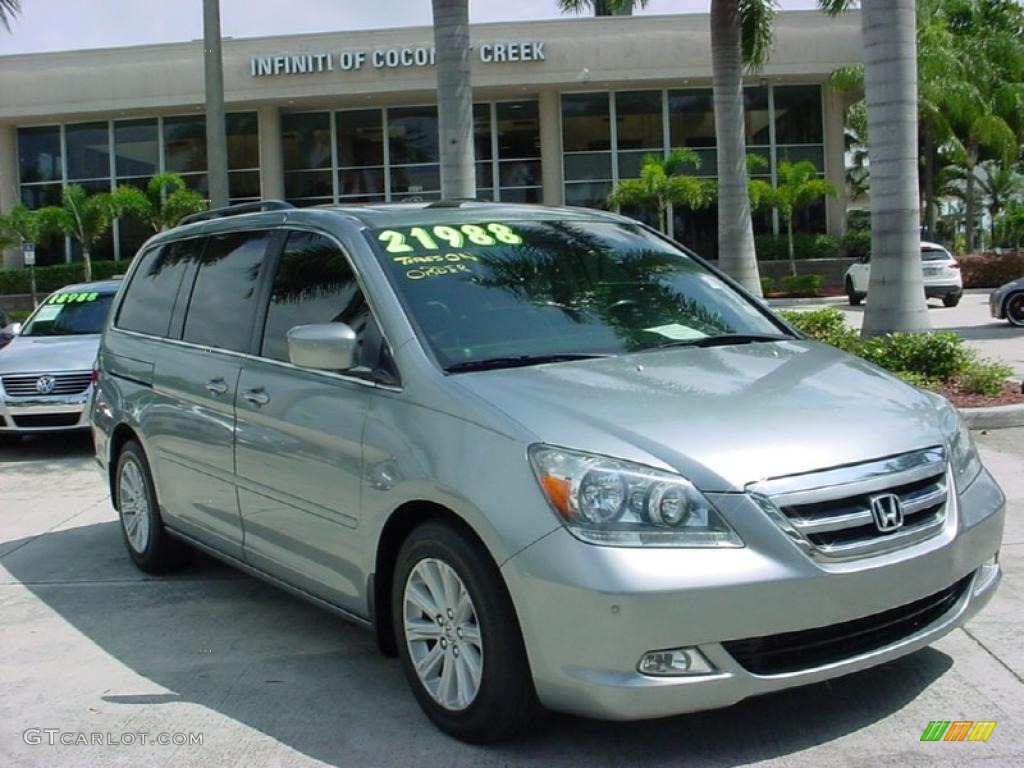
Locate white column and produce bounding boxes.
[258,105,285,201]
[538,89,563,206]
[0,123,21,268]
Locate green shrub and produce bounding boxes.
[754,233,841,261]
[0,259,122,295]
[957,359,1013,396]
[841,229,871,261]
[760,276,775,295]
[778,307,860,352]
[894,370,939,389]
[958,252,1024,289]
[780,274,824,296]
[859,332,972,382]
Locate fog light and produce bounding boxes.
[637,647,715,677]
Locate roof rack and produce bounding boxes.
[179,200,294,227]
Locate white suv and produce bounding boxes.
[845,241,963,307]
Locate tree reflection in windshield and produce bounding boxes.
[371,218,788,369]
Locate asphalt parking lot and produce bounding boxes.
[770,289,1024,381]
[1,428,1022,768]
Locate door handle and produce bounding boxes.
[243,388,270,406]
[205,378,229,396]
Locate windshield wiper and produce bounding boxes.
[654,333,791,350]
[445,352,609,373]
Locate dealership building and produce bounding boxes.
[0,10,861,268]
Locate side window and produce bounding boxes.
[116,242,193,336]
[261,231,390,376]
[183,231,272,353]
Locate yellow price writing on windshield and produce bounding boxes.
[49,291,99,304]
[378,223,523,254]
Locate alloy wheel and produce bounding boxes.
[403,557,484,711]
[118,458,151,554]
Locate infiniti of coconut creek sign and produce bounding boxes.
[250,41,546,77]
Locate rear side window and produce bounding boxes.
[117,243,193,337]
[261,231,386,372]
[183,231,272,353]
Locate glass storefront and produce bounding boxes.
[17,112,260,265]
[562,84,825,258]
[282,100,541,207]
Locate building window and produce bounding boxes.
[283,99,541,207]
[561,84,826,256]
[16,111,261,264]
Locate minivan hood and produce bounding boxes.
[0,334,100,375]
[451,340,946,492]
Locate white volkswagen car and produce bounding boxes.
[845,241,963,307]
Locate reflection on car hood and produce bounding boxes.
[451,340,946,492]
[0,334,101,375]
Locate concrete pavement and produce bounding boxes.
[1,431,1022,768]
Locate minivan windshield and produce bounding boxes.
[369,219,790,371]
[20,291,114,337]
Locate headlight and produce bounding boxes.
[528,445,742,548]
[940,405,982,490]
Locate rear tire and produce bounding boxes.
[392,521,543,743]
[1005,292,1024,327]
[114,440,192,574]
[846,278,862,306]
[942,293,961,308]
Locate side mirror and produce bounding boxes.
[9,322,22,336]
[286,323,357,370]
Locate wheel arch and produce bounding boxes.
[1003,290,1024,321]
[107,423,143,508]
[371,500,496,657]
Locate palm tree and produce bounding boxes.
[36,186,136,282]
[607,149,716,234]
[114,173,208,232]
[432,0,476,199]
[0,0,21,31]
[203,0,229,208]
[750,160,837,276]
[857,0,930,335]
[976,162,1023,248]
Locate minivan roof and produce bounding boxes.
[54,279,121,294]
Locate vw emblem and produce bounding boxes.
[35,375,56,395]
[869,493,904,532]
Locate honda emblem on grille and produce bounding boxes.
[869,493,904,532]
[35,375,56,395]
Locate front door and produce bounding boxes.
[234,230,394,612]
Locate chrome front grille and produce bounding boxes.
[749,447,949,561]
[2,372,92,397]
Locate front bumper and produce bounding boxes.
[501,469,1005,721]
[0,389,93,434]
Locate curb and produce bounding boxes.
[766,296,848,307]
[960,403,1024,430]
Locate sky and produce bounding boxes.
[0,0,820,56]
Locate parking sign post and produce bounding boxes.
[22,242,37,308]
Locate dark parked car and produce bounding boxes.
[989,277,1024,327]
[0,307,17,350]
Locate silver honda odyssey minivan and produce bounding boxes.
[91,201,1005,743]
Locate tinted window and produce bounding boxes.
[22,291,115,336]
[183,231,271,352]
[117,243,193,336]
[921,247,952,261]
[261,231,387,372]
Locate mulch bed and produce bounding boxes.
[933,380,1024,408]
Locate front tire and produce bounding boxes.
[115,440,191,573]
[1005,292,1024,327]
[942,292,961,308]
[392,521,542,743]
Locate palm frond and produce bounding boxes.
[739,0,778,71]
